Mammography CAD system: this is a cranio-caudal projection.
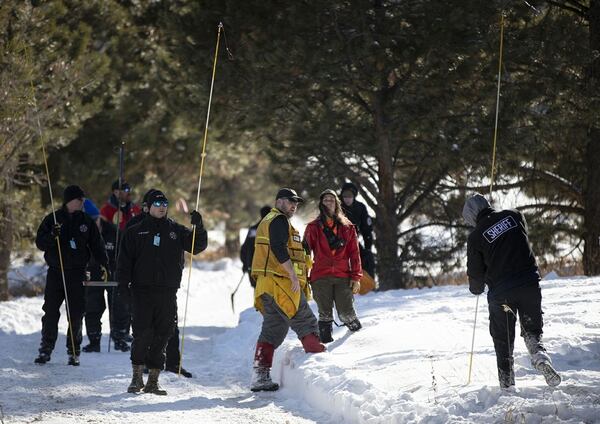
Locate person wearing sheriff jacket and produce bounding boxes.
[34,185,109,366]
[117,190,207,395]
[303,189,363,344]
[463,193,561,389]
[250,188,325,392]
[240,205,271,288]
[125,188,194,378]
[339,182,375,277]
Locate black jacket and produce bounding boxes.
[341,200,373,249]
[467,207,540,298]
[116,215,208,289]
[240,221,260,272]
[36,208,108,271]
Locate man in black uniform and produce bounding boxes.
[240,205,271,287]
[124,188,194,378]
[463,193,561,389]
[82,199,130,353]
[117,190,207,395]
[340,182,375,276]
[34,185,109,366]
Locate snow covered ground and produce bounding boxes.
[1,259,599,423]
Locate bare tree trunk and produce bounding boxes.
[224,220,240,258]
[372,95,403,290]
[583,0,600,275]
[0,177,13,301]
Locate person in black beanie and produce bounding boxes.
[124,188,194,378]
[34,185,109,366]
[117,189,207,395]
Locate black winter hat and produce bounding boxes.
[340,182,358,197]
[112,180,131,192]
[147,190,168,206]
[142,188,158,207]
[63,185,85,205]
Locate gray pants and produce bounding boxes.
[311,277,358,323]
[258,293,318,348]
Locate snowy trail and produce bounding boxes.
[2,259,600,423]
[1,260,328,423]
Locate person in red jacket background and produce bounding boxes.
[303,189,362,343]
[100,180,142,230]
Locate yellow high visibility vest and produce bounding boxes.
[251,208,311,318]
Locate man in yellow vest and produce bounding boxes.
[250,188,325,392]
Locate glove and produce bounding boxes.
[351,280,361,294]
[100,265,109,282]
[190,210,203,227]
[469,279,484,295]
[51,223,62,238]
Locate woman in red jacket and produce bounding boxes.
[303,189,362,343]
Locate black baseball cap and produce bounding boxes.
[275,188,304,203]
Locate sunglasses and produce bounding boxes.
[152,200,169,207]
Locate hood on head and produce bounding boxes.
[462,193,491,227]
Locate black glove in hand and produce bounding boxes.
[51,223,62,238]
[190,210,203,227]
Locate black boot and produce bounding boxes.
[113,338,130,352]
[68,355,80,366]
[34,352,51,364]
[82,338,101,353]
[318,321,334,343]
[165,364,192,378]
[346,318,362,332]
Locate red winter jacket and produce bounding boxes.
[303,217,362,283]
[100,199,142,231]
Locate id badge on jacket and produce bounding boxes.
[153,234,161,247]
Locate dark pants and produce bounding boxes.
[39,268,86,356]
[257,293,318,348]
[360,245,375,277]
[84,286,130,342]
[311,277,358,323]
[130,288,177,370]
[488,284,545,382]
[165,320,181,369]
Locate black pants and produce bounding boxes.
[165,323,181,369]
[84,286,130,341]
[39,268,86,356]
[130,288,177,370]
[488,284,545,379]
[360,245,375,277]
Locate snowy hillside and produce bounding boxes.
[1,260,599,423]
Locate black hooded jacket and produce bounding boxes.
[36,208,108,271]
[467,207,540,298]
[341,201,373,249]
[116,214,208,289]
